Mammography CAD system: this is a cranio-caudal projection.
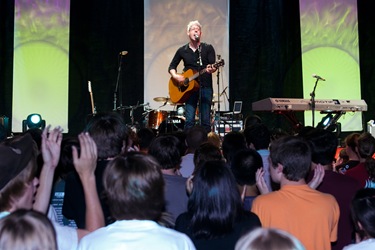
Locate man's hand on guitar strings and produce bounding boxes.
[173,74,185,84]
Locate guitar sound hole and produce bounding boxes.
[183,79,189,86]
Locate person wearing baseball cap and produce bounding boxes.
[0,127,105,250]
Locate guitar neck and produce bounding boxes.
[189,68,207,82]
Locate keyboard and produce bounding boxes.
[252,98,367,112]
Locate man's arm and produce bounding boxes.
[72,132,104,239]
[168,48,185,82]
[33,126,63,213]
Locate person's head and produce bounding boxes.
[235,228,305,250]
[301,128,338,167]
[0,134,39,212]
[148,134,181,170]
[344,132,360,158]
[222,131,247,164]
[103,152,165,221]
[231,149,263,186]
[84,112,128,159]
[0,209,57,250]
[136,128,156,153]
[356,133,375,180]
[356,132,375,159]
[193,142,223,175]
[350,188,375,241]
[243,123,271,150]
[185,126,208,151]
[187,20,202,41]
[336,148,349,166]
[188,160,243,239]
[345,132,360,150]
[207,131,222,149]
[269,136,311,183]
[243,114,262,130]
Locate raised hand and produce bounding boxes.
[308,164,325,189]
[41,125,63,169]
[256,168,270,194]
[72,132,98,178]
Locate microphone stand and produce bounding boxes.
[215,55,221,133]
[310,78,319,127]
[198,43,203,126]
[113,54,124,111]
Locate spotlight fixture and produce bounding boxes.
[22,113,46,132]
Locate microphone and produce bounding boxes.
[312,74,326,81]
[119,51,128,56]
[194,34,200,41]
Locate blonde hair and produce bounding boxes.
[187,20,202,33]
[0,156,38,211]
[235,228,305,250]
[0,209,57,250]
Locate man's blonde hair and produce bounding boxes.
[187,20,202,33]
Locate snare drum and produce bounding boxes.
[148,110,168,129]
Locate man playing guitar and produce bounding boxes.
[168,20,217,133]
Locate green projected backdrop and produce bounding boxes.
[12,0,70,132]
[300,0,362,131]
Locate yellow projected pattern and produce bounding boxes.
[12,0,70,132]
[300,0,362,131]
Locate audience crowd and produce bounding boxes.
[1,111,374,250]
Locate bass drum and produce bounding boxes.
[148,110,168,129]
[158,116,185,134]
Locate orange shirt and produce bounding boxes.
[252,185,339,250]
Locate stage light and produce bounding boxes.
[22,113,46,132]
[316,111,344,133]
[320,113,333,127]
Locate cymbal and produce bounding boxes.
[153,97,169,102]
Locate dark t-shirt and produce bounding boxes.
[62,160,113,228]
[307,170,361,250]
[163,174,189,222]
[175,211,261,250]
[168,43,216,88]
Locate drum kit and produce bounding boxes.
[145,97,185,132]
[120,95,222,133]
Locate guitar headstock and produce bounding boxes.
[213,59,225,68]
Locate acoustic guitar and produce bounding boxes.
[168,59,225,104]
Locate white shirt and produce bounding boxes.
[48,205,78,250]
[343,239,375,250]
[77,220,196,250]
[52,221,78,250]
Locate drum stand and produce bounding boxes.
[162,106,180,134]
